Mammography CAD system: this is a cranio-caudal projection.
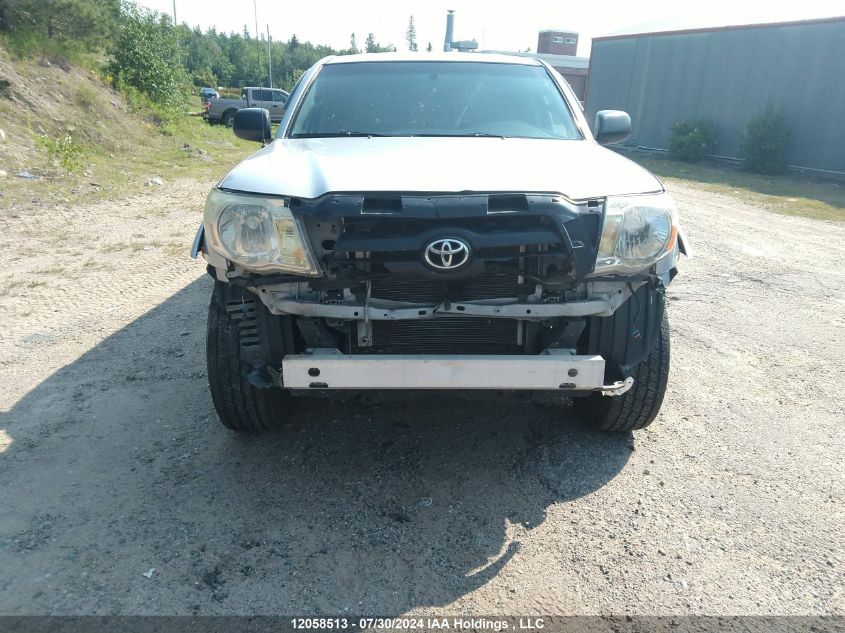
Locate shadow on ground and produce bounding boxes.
[0,277,632,614]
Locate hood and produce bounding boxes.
[219,137,663,201]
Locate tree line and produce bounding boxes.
[0,0,427,112]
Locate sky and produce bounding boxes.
[138,0,845,57]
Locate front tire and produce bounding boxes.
[575,313,670,432]
[206,281,291,431]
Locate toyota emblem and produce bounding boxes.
[424,238,471,270]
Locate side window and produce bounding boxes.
[272,91,286,103]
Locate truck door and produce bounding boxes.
[270,91,287,121]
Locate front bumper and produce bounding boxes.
[282,348,634,394]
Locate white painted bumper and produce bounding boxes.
[282,349,611,391]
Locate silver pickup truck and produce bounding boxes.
[193,53,689,434]
[204,87,289,126]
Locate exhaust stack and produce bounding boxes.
[443,10,478,53]
[444,10,455,52]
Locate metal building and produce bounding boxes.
[585,16,845,175]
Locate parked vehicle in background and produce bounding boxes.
[199,87,219,102]
[193,53,690,434]
[204,87,289,126]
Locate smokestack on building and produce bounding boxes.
[443,10,478,53]
[444,10,455,52]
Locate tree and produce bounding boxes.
[667,119,717,163]
[739,105,790,174]
[406,15,417,52]
[0,0,120,49]
[365,32,394,53]
[107,3,189,109]
[349,32,358,53]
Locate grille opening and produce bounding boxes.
[369,273,521,303]
[488,194,528,213]
[355,318,523,355]
[362,196,402,214]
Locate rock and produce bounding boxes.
[141,568,156,579]
[0,128,5,142]
[146,177,164,187]
[0,169,6,178]
[16,170,37,180]
[35,125,46,135]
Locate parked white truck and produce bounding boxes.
[192,53,690,433]
[204,87,289,126]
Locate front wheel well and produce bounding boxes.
[582,280,666,381]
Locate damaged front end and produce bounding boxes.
[196,189,678,394]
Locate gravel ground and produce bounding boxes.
[0,179,842,616]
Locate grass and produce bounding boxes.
[0,31,94,68]
[0,96,256,209]
[37,132,87,172]
[624,152,845,222]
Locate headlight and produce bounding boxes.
[203,188,319,275]
[594,193,678,274]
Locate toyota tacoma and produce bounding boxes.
[191,53,689,432]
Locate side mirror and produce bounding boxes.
[595,110,631,145]
[233,108,272,144]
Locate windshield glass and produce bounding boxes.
[289,61,581,140]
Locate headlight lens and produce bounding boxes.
[594,193,678,274]
[204,188,319,275]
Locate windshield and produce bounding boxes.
[288,61,581,140]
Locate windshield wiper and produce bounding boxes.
[410,132,508,139]
[291,131,388,138]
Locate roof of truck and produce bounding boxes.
[324,52,541,66]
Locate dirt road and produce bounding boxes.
[0,179,843,615]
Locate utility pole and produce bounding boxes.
[253,0,261,85]
[172,0,182,69]
[267,24,273,89]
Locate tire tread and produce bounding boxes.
[577,314,670,432]
[206,282,288,431]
